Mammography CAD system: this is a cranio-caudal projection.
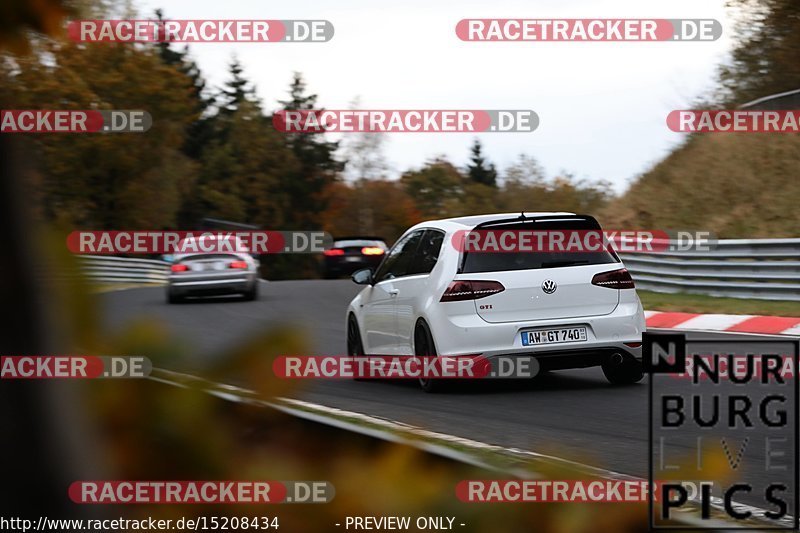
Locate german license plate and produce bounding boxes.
[521,327,587,346]
[194,262,225,271]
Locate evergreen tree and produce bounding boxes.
[197,63,296,229]
[153,9,217,226]
[220,58,253,115]
[466,139,498,187]
[277,72,343,228]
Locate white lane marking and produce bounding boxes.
[147,375,190,389]
[674,313,755,331]
[644,311,799,337]
[206,389,249,403]
[147,369,793,528]
[648,326,798,338]
[782,323,800,336]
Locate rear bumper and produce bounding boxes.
[428,300,645,364]
[168,272,256,295]
[483,347,640,371]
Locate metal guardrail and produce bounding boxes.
[619,239,800,301]
[740,88,800,110]
[78,255,169,284]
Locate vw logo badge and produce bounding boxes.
[542,279,557,294]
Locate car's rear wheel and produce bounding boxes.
[602,356,644,385]
[243,281,258,301]
[414,320,447,393]
[166,289,183,304]
[347,315,366,381]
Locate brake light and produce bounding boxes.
[440,280,505,302]
[361,247,385,256]
[170,264,188,272]
[324,249,345,256]
[592,268,635,289]
[229,260,248,269]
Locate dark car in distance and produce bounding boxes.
[322,236,388,278]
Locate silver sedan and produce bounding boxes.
[166,252,259,303]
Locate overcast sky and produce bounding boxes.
[134,0,734,192]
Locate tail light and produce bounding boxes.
[323,249,344,257]
[361,247,385,256]
[229,260,248,269]
[592,268,635,289]
[440,280,505,302]
[170,264,188,272]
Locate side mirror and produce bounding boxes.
[351,268,373,285]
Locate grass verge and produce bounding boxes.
[639,290,800,317]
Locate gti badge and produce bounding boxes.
[542,279,557,294]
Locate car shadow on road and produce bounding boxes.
[167,295,255,305]
[351,370,645,395]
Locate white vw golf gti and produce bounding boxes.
[346,213,646,392]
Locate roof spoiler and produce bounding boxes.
[470,213,602,231]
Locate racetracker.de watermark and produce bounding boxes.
[68,480,334,504]
[67,19,333,42]
[67,231,332,254]
[668,110,800,133]
[0,110,151,133]
[456,480,679,502]
[273,355,541,379]
[451,229,717,253]
[0,356,151,379]
[456,18,721,41]
[273,110,539,133]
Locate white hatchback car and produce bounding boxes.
[346,212,646,392]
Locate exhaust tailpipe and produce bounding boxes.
[609,353,624,365]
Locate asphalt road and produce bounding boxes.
[100,280,798,516]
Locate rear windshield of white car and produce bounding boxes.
[460,219,620,274]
